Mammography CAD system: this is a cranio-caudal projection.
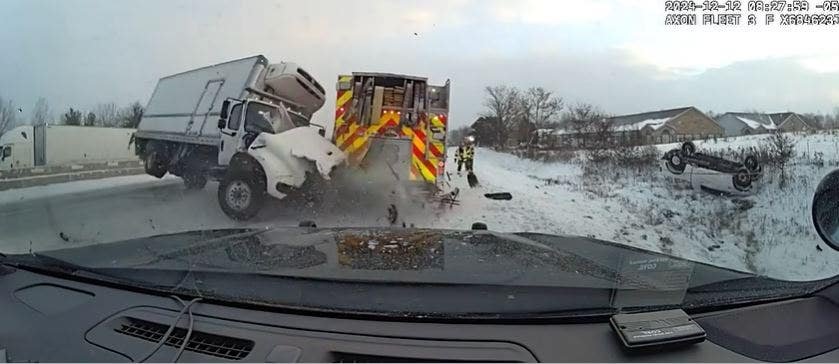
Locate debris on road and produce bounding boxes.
[484,192,512,200]
[467,172,479,187]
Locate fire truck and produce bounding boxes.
[332,73,451,194]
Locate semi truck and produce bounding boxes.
[332,72,450,192]
[134,55,345,220]
[0,125,137,171]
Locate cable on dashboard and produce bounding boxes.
[136,295,202,363]
[172,296,200,362]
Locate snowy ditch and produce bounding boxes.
[428,132,839,281]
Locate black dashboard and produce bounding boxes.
[3,266,839,362]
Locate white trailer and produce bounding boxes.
[135,55,344,220]
[0,125,136,170]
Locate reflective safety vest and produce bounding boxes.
[462,145,475,161]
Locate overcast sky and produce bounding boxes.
[2,0,839,128]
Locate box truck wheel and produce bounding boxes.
[218,164,266,220]
[144,151,167,178]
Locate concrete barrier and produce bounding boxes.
[0,160,146,191]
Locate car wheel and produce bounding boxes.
[733,168,752,192]
[183,172,208,190]
[744,155,761,174]
[681,141,697,156]
[665,150,686,174]
[218,169,265,220]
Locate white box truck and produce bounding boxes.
[0,125,137,170]
[134,55,345,220]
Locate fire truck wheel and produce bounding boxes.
[665,150,686,175]
[681,141,697,156]
[733,168,752,192]
[744,155,761,173]
[218,169,266,221]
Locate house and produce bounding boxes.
[530,106,723,149]
[769,112,813,132]
[715,112,813,137]
[715,112,778,136]
[605,106,724,145]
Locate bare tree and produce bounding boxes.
[765,131,796,188]
[0,96,17,136]
[84,112,96,126]
[563,103,602,133]
[61,107,83,126]
[481,85,522,148]
[560,103,609,149]
[522,87,563,129]
[833,106,839,129]
[119,101,144,128]
[514,87,563,145]
[32,97,51,125]
[588,118,617,149]
[93,102,118,126]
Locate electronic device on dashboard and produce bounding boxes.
[610,309,706,350]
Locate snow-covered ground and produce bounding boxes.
[429,132,839,281]
[0,131,837,281]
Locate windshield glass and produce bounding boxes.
[1,0,838,318]
[247,102,294,134]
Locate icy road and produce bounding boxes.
[1,132,839,281]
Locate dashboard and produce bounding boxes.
[2,266,839,362]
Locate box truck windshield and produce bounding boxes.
[246,102,295,134]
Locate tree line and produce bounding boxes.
[455,85,609,148]
[453,85,839,149]
[0,95,144,137]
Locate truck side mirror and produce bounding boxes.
[814,169,839,251]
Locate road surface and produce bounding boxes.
[0,174,457,254]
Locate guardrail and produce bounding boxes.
[0,160,145,191]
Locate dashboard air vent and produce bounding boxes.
[115,317,254,360]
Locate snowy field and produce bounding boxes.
[432,131,839,281]
[0,131,837,281]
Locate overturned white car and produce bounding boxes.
[661,142,762,195]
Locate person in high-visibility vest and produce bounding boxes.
[455,145,465,173]
[462,135,476,172]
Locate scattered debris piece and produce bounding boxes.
[467,172,479,188]
[387,204,398,225]
[484,192,512,200]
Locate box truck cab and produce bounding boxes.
[0,126,34,170]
